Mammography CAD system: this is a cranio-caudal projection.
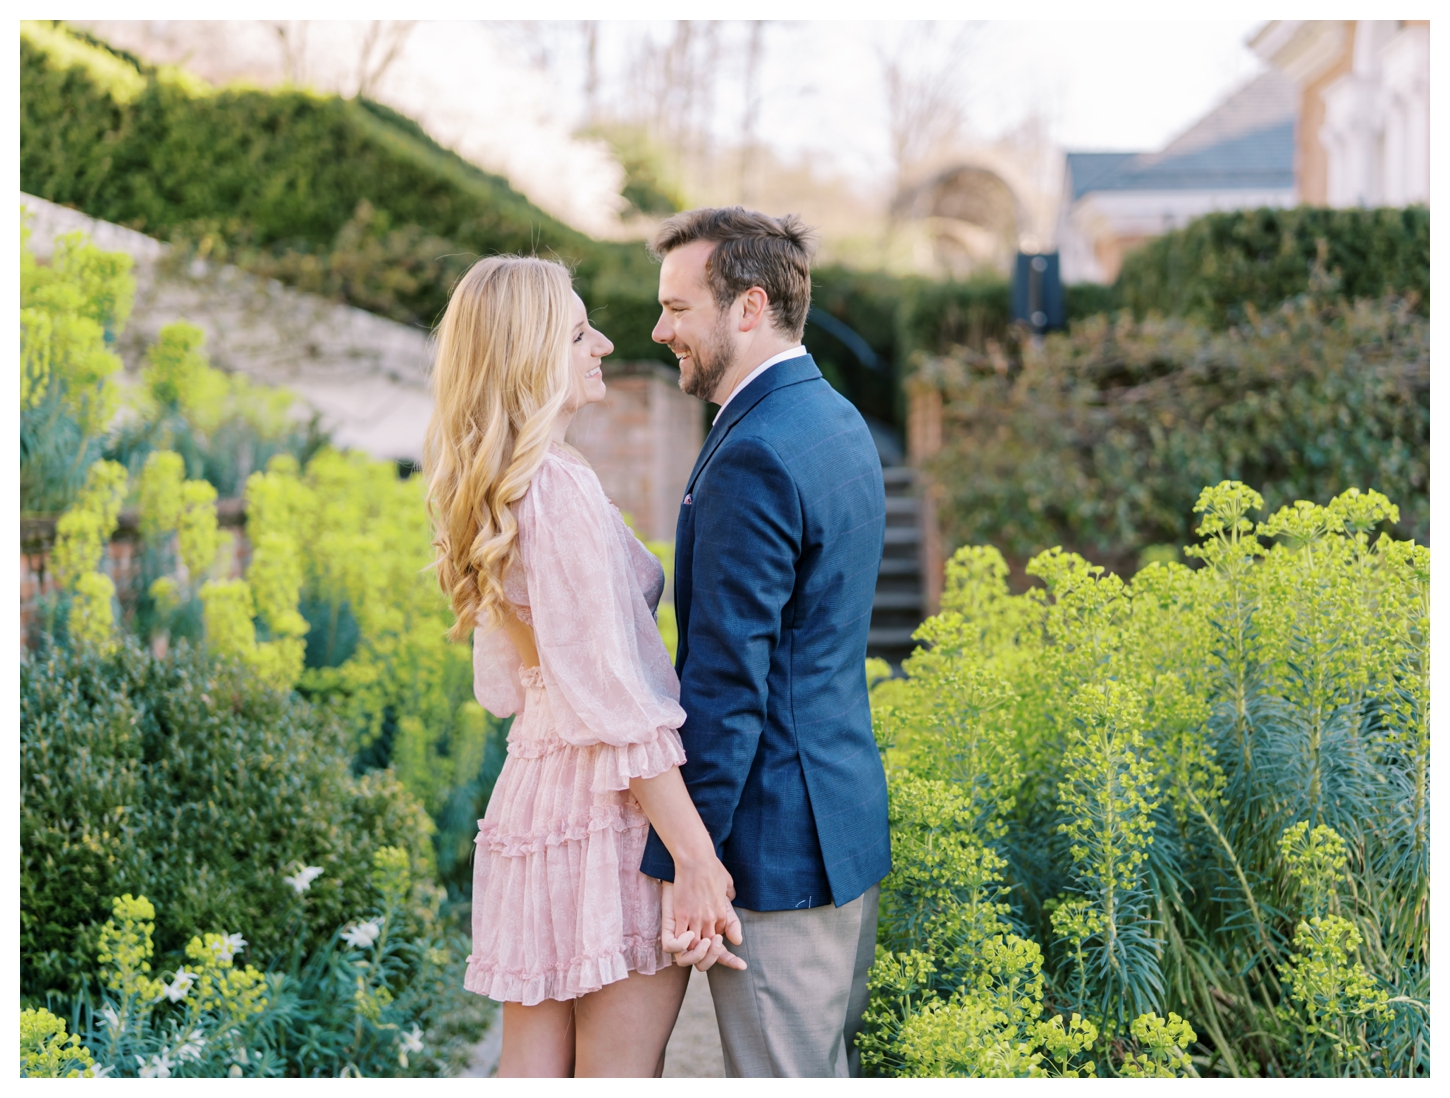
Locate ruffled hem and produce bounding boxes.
[587,729,687,792]
[477,800,647,857]
[506,722,686,794]
[464,936,667,1005]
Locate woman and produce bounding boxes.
[425,256,741,1077]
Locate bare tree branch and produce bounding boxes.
[878,22,980,188]
[355,21,417,100]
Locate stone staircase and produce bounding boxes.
[868,465,926,667]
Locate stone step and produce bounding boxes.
[876,558,921,577]
[868,627,920,648]
[882,466,915,488]
[884,497,919,516]
[873,591,923,611]
[883,527,920,546]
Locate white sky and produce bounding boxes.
[59,17,1272,229]
[539,19,1267,188]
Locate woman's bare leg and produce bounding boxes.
[574,964,691,1078]
[497,999,576,1078]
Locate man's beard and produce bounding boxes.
[678,314,737,402]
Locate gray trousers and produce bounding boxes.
[705,884,879,1078]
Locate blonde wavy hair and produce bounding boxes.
[425,255,576,642]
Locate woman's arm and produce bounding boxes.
[504,616,741,959]
[630,768,743,958]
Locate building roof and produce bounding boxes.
[1066,69,1297,199]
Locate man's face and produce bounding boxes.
[652,240,737,402]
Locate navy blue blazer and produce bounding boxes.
[639,354,891,910]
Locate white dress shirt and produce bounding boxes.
[713,345,808,424]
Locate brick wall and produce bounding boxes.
[566,360,704,543]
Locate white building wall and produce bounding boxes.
[1321,22,1429,208]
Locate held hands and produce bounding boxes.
[661,880,746,972]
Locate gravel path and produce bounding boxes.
[663,968,726,1078]
[460,968,725,1078]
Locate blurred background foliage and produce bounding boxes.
[921,291,1429,573]
[1115,205,1429,326]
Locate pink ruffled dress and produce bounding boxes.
[464,446,688,1005]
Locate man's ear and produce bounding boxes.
[737,287,771,333]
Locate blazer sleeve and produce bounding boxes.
[672,435,801,856]
[516,456,687,792]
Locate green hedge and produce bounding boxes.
[20,637,439,998]
[20,24,668,361]
[924,293,1429,570]
[1116,205,1430,326]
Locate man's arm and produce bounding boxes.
[670,435,801,855]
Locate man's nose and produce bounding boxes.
[651,311,672,345]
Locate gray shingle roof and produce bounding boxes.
[1067,69,1296,199]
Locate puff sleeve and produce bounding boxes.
[515,453,687,791]
[471,622,525,719]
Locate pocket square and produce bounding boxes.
[683,493,693,505]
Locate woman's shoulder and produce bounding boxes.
[520,445,608,518]
[536,444,602,490]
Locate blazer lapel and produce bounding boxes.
[684,355,822,495]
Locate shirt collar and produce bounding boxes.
[712,345,807,424]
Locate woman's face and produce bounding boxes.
[566,292,612,411]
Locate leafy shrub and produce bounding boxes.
[21,211,319,516]
[20,1007,98,1078]
[20,636,440,999]
[239,449,510,898]
[34,861,484,1077]
[922,295,1428,569]
[106,318,323,502]
[20,214,132,514]
[864,480,1428,1076]
[1117,205,1430,326]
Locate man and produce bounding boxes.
[640,207,891,1078]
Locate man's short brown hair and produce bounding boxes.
[650,207,817,341]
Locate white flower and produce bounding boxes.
[396,1023,425,1070]
[139,1052,174,1079]
[400,1024,425,1054]
[211,932,247,962]
[162,968,197,1002]
[229,1064,244,1078]
[100,1005,122,1032]
[283,865,325,895]
[176,1030,207,1062]
[342,920,381,949]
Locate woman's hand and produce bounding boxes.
[631,766,745,947]
[662,882,746,971]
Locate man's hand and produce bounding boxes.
[662,882,746,971]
